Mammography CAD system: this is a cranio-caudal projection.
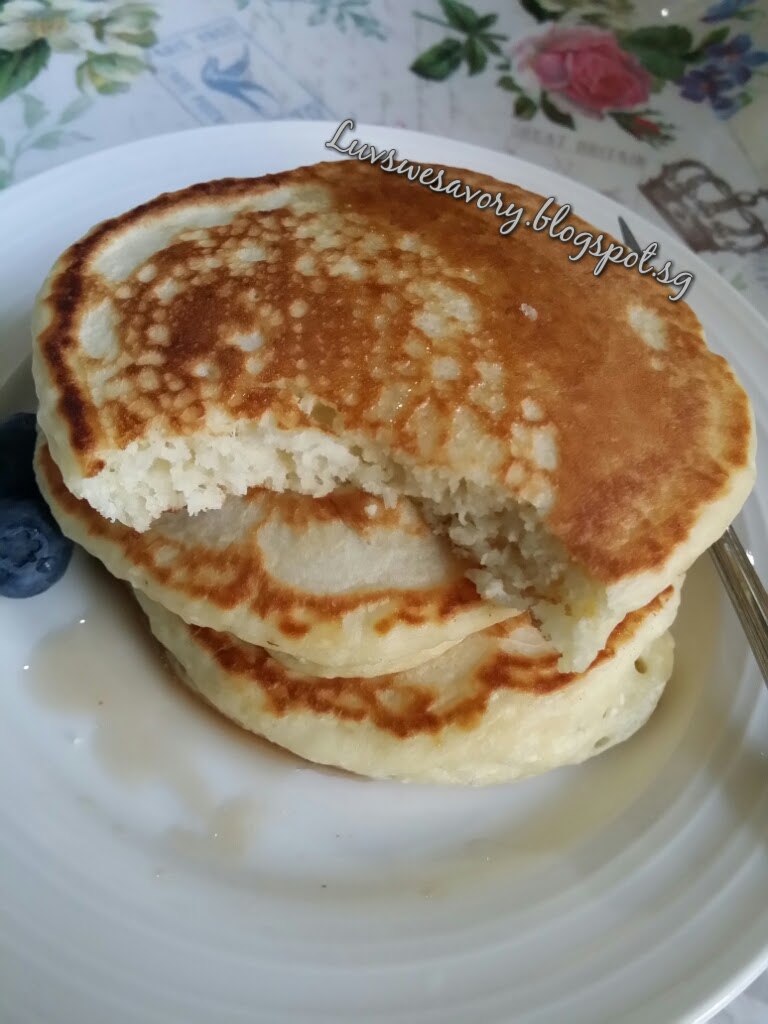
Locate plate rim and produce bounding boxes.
[0,119,766,1024]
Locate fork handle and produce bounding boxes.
[710,526,768,688]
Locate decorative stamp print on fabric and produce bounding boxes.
[152,17,334,125]
[640,159,768,254]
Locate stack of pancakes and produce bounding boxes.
[31,160,755,784]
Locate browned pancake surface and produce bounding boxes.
[187,587,673,739]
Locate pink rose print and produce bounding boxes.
[516,26,652,116]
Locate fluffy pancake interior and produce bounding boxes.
[134,581,680,786]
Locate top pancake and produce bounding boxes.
[32,159,755,669]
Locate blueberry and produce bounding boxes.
[0,412,40,501]
[0,497,73,598]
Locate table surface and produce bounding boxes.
[0,1,765,1020]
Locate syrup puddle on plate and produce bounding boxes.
[25,565,298,864]
[166,797,256,861]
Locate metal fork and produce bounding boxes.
[617,216,768,688]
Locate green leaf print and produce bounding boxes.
[0,40,50,103]
[20,92,45,130]
[540,91,575,128]
[412,3,507,81]
[514,94,538,119]
[519,0,561,23]
[76,52,147,95]
[440,0,483,31]
[464,35,488,73]
[497,74,522,92]
[479,33,503,55]
[59,95,92,124]
[411,37,464,79]
[620,25,694,81]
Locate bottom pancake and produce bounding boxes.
[135,582,681,786]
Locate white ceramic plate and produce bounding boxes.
[0,123,766,1024]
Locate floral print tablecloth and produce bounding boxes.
[1,0,767,310]
[0,2,766,1019]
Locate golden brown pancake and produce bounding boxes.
[32,160,754,670]
[136,582,680,785]
[35,436,513,676]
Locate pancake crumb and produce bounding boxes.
[520,303,538,321]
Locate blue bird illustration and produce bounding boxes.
[201,49,276,115]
